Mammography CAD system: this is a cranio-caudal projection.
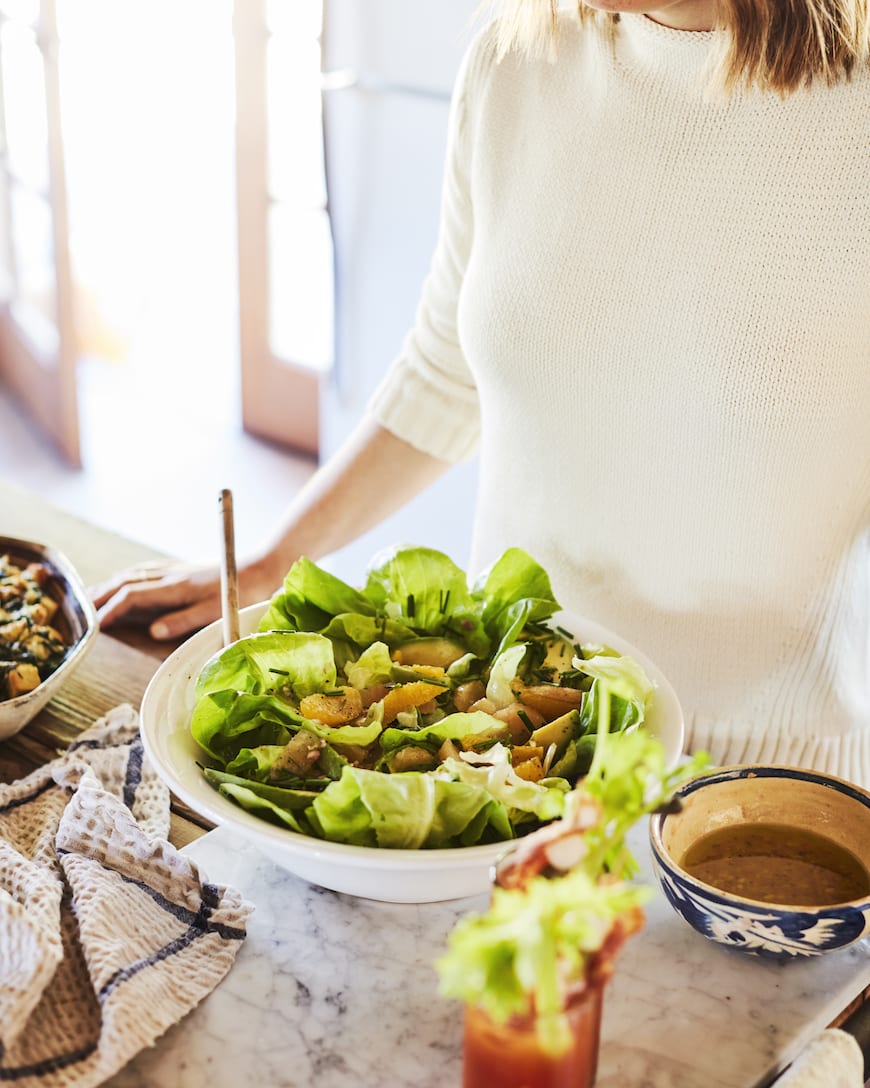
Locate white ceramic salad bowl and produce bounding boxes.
[140,600,684,903]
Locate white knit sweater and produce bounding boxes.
[368,14,870,785]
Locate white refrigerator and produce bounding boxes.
[319,0,483,581]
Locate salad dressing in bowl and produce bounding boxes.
[681,823,870,906]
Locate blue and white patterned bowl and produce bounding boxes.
[649,765,870,960]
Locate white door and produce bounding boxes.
[234,0,332,459]
[0,0,79,466]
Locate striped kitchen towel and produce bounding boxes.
[0,704,253,1087]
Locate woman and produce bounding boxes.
[95,0,870,786]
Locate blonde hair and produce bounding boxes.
[490,0,870,93]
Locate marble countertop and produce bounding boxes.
[105,824,870,1088]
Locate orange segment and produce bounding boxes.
[381,681,446,724]
[299,686,363,726]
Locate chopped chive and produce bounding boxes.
[555,625,574,639]
[321,689,346,697]
[532,667,555,682]
[517,709,535,732]
[407,593,415,618]
[269,667,290,675]
[439,588,451,614]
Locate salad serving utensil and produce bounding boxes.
[218,488,240,647]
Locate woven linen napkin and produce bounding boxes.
[774,1029,864,1088]
[0,703,253,1088]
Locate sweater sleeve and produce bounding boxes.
[365,29,492,464]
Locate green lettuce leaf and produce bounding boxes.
[575,678,645,738]
[205,767,321,809]
[209,778,315,834]
[195,631,337,700]
[485,644,526,708]
[191,691,301,762]
[224,741,349,786]
[362,544,490,655]
[319,614,416,652]
[574,652,653,711]
[473,548,560,659]
[190,685,381,765]
[379,710,503,755]
[343,640,396,689]
[311,765,513,848]
[224,744,287,781]
[258,556,375,633]
[437,744,569,822]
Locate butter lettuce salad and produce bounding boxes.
[190,545,658,850]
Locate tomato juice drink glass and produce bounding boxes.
[460,844,606,1087]
[461,984,604,1088]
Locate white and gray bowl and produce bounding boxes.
[0,536,98,741]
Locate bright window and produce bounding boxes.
[265,0,333,373]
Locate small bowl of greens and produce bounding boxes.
[0,537,98,741]
[140,545,684,902]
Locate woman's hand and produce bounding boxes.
[91,555,284,641]
[92,421,452,642]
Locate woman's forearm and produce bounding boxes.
[249,416,452,583]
